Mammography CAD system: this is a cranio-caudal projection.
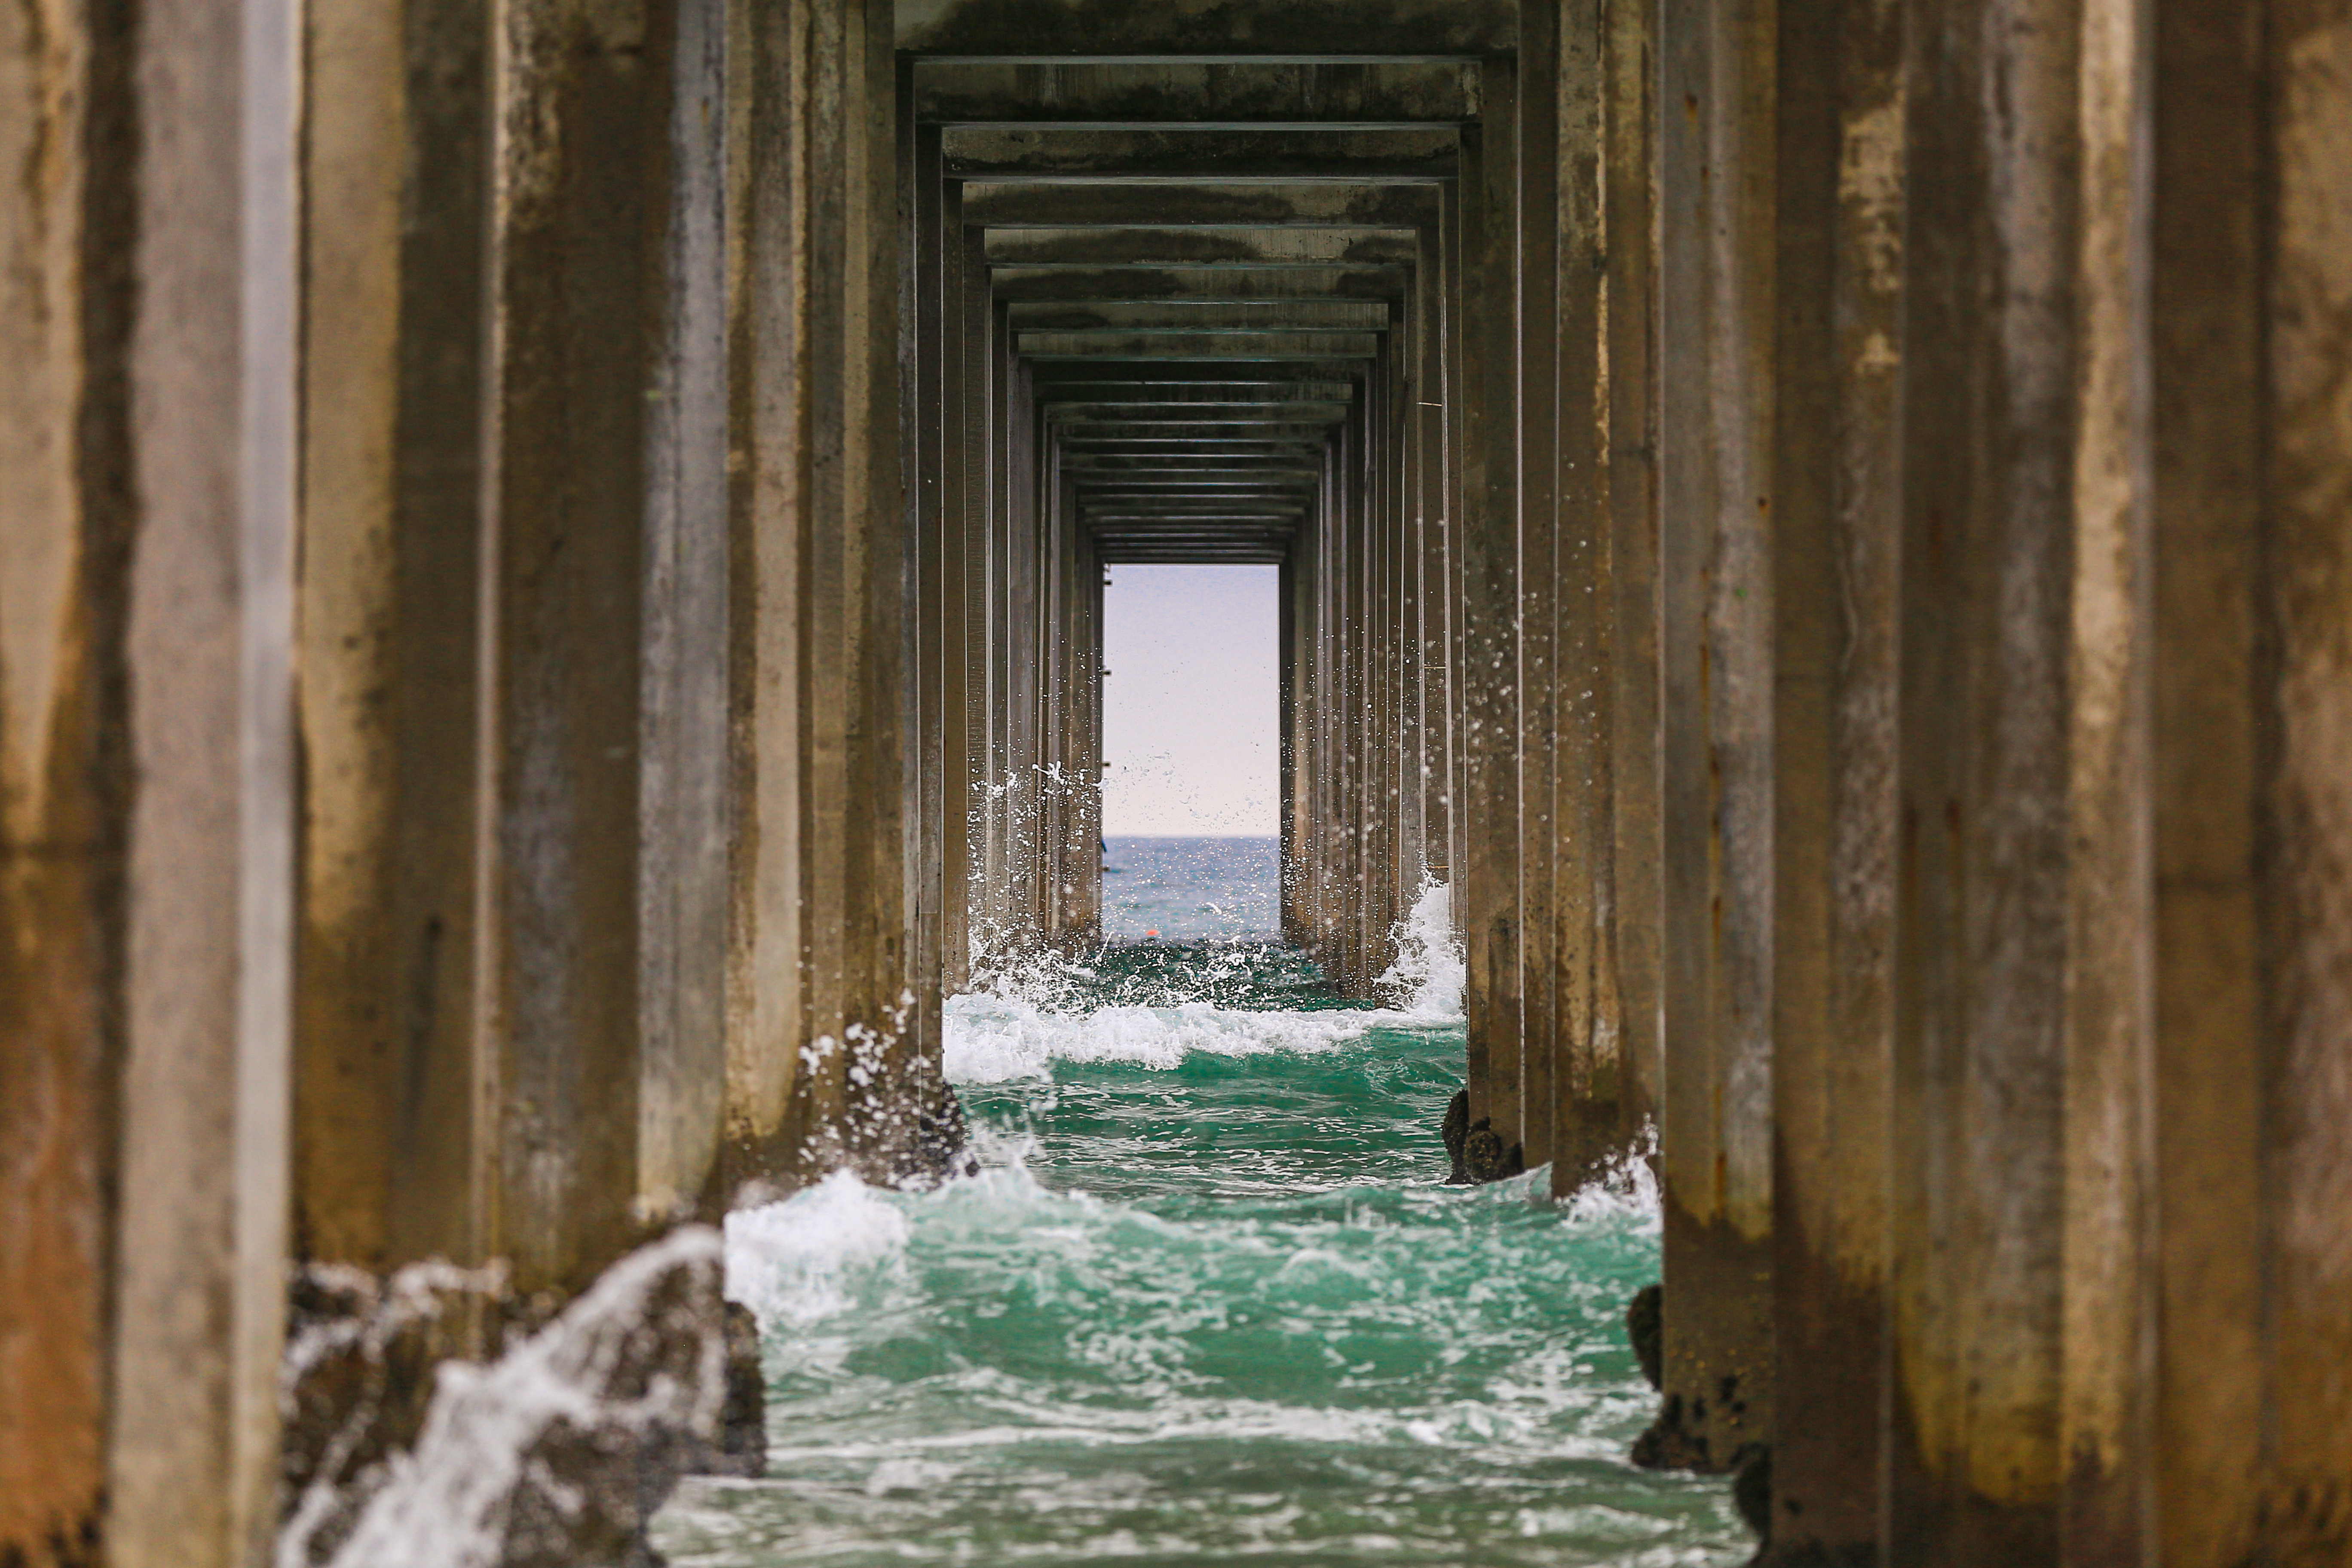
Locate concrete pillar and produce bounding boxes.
[1529,0,1627,1192]
[2,0,298,1554]
[1411,233,1454,884]
[291,0,494,1271]
[1601,0,1664,1138]
[638,0,732,1230]
[723,0,800,1183]
[905,109,949,1060]
[1765,0,1904,1552]
[2150,0,2352,1559]
[723,0,914,1187]
[1516,9,1563,1176]
[1458,65,1526,1149]
[1888,0,2152,1554]
[484,0,731,1286]
[1645,0,1776,1477]
[1441,178,1473,898]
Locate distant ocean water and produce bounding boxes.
[1101,835,1280,941]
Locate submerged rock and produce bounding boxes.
[1441,1087,1471,1182]
[1462,1117,1525,1183]
[279,1227,732,1568]
[1627,1282,1664,1390]
[683,1301,768,1479]
[1732,1444,1773,1541]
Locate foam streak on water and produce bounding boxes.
[656,879,1741,1567]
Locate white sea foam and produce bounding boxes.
[1375,878,1466,1020]
[723,1169,913,1323]
[944,882,1466,1084]
[943,992,1388,1083]
[1559,1128,1664,1228]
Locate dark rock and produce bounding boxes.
[279,1228,732,1568]
[279,1259,518,1565]
[1631,1392,1719,1472]
[1441,1087,1470,1182]
[1732,1444,1773,1540]
[686,1301,767,1478]
[1627,1282,1663,1390]
[1463,1117,1526,1183]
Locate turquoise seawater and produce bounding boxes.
[653,885,1744,1567]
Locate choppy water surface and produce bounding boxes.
[655,871,1743,1568]
[1100,836,1280,941]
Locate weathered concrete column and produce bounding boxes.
[1644,0,1776,1478]
[2,0,298,1553]
[483,0,736,1286]
[2150,0,2352,1559]
[1601,0,1664,1139]
[1761,0,1906,1556]
[725,0,916,1185]
[1527,0,1629,1192]
[1888,0,2152,1554]
[1458,65,1527,1151]
[292,0,496,1273]
[1516,10,1564,1176]
[1410,230,1455,885]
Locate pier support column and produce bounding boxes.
[1645,0,1778,1479]
[1763,0,1903,1554]
[480,0,736,1288]
[726,0,914,1185]
[2,0,298,1551]
[1602,0,1664,1141]
[1887,0,2153,1553]
[2151,0,2352,1559]
[292,0,496,1274]
[1458,63,1526,1152]
[1528,0,1631,1193]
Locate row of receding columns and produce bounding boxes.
[898,56,1482,989]
[899,2,2352,1560]
[3,0,935,1560]
[1642,0,2352,1560]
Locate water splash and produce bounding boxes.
[1375,878,1466,1019]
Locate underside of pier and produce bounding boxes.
[6,0,2352,1563]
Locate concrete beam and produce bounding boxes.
[1038,379,1357,401]
[1084,506,1308,521]
[895,0,1516,57]
[1009,301,1388,330]
[1054,440,1328,458]
[992,264,1409,302]
[986,227,1418,266]
[1097,548,1291,562]
[944,127,1457,181]
[913,60,1479,125]
[1051,423,1341,443]
[1049,407,1353,426]
[1057,448,1328,465]
[1030,359,1366,386]
[1015,331,1382,358]
[967,181,1441,227]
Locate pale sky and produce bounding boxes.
[1100,564,1280,836]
